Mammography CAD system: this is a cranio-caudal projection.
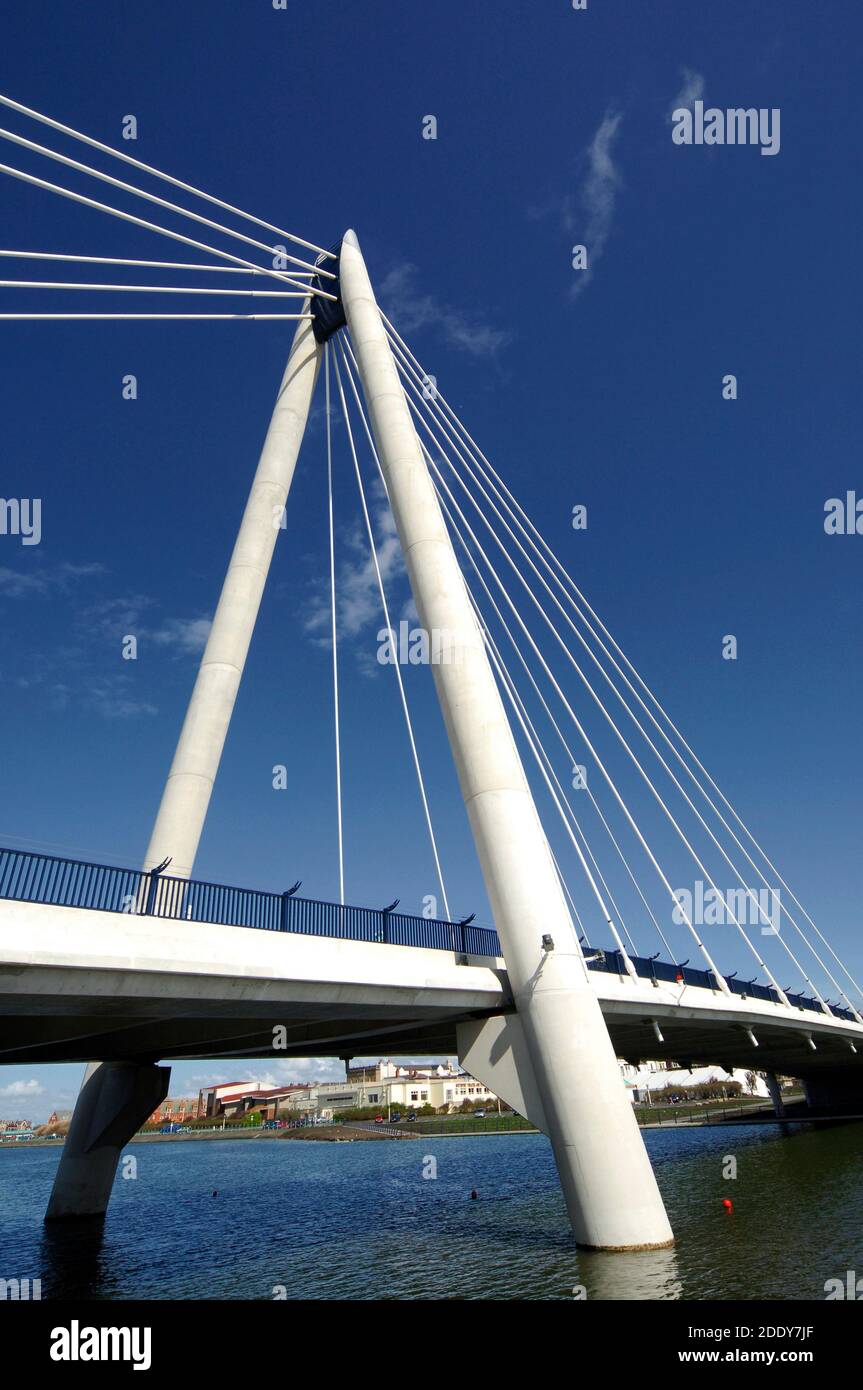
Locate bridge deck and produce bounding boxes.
[2,894,862,1083]
[2,846,862,1082]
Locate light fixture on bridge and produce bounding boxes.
[651,1020,664,1045]
[805,1035,817,1052]
[745,1028,759,1048]
[643,951,662,986]
[849,1041,858,1054]
[541,934,555,952]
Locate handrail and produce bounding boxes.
[0,843,851,1017]
[0,844,501,958]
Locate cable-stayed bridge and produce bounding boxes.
[0,93,861,1251]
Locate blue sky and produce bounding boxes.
[1,1,861,1120]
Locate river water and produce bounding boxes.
[2,1122,861,1300]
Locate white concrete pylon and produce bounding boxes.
[144,312,322,879]
[338,228,673,1250]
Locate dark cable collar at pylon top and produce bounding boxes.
[310,236,347,343]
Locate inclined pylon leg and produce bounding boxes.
[338,228,673,1249]
[45,1061,169,1220]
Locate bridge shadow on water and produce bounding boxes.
[38,1218,114,1301]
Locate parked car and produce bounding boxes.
[406,1112,417,1123]
[474,1109,487,1118]
[390,1112,402,1123]
[374,1115,385,1124]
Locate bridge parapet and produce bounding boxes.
[0,844,857,1025]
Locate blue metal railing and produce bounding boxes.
[0,845,500,958]
[588,946,855,1021]
[0,843,853,1018]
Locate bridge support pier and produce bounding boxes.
[45,1061,170,1220]
[765,1071,786,1118]
[339,229,673,1250]
[800,1070,863,1114]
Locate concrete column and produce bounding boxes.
[144,313,323,879]
[765,1071,786,1118]
[60,321,320,1222]
[339,230,673,1250]
[45,1061,170,1220]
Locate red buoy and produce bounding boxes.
[722,1198,733,1212]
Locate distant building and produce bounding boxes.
[619,1059,769,1102]
[46,1110,72,1128]
[346,1058,459,1084]
[283,1060,500,1119]
[194,1081,310,1121]
[217,1085,310,1120]
[196,1081,268,1119]
[147,1096,197,1125]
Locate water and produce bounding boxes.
[2,1122,861,1300]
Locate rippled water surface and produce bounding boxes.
[2,1122,861,1299]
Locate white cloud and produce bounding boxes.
[529,110,624,302]
[669,67,705,120]
[378,264,512,359]
[84,674,158,720]
[0,562,104,599]
[84,598,211,657]
[150,616,212,656]
[1,1079,45,1097]
[304,479,407,670]
[569,111,623,300]
[185,1058,346,1088]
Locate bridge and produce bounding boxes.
[2,843,861,1103]
[1,91,862,1252]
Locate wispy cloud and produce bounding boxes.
[82,593,153,636]
[530,110,624,302]
[185,1058,346,1088]
[83,596,211,658]
[378,264,512,359]
[668,67,705,120]
[83,675,159,720]
[150,616,212,656]
[304,478,407,673]
[0,561,104,599]
[1,570,210,720]
[570,111,623,300]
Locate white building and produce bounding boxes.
[197,1080,268,1118]
[282,1059,500,1118]
[619,1059,769,1103]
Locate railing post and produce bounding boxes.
[144,868,161,916]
